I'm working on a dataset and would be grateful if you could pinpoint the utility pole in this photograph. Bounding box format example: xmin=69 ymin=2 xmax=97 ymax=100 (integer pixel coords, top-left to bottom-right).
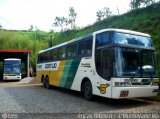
xmin=49 ymin=33 xmax=53 ymax=47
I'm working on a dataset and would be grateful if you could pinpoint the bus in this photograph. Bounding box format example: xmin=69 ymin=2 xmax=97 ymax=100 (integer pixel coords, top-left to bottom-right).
xmin=36 ymin=29 xmax=159 ymax=100
xmin=3 ymin=58 xmax=21 ymax=80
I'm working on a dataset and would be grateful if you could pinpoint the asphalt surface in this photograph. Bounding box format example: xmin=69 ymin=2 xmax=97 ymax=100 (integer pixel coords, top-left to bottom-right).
xmin=0 ymin=81 xmax=160 ymax=118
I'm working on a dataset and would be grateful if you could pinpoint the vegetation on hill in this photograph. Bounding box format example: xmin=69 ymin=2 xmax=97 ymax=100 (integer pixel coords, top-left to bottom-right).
xmin=53 ymin=2 xmax=160 ymax=77
xmin=0 ymin=30 xmax=48 ymax=71
xmin=0 ymin=2 xmax=160 ymax=77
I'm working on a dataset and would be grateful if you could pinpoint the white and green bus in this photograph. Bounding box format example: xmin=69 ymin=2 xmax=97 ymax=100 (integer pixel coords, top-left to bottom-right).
xmin=36 ymin=29 xmax=159 ymax=100
xmin=3 ymin=58 xmax=21 ymax=80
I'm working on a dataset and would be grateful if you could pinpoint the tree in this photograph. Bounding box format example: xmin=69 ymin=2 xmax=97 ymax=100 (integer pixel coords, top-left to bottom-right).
xmin=28 ymin=25 xmax=34 ymax=31
xmin=130 ymin=0 xmax=156 ymax=9
xmin=96 ymin=7 xmax=112 ymax=22
xmin=68 ymin=7 xmax=77 ymax=29
xmin=0 ymin=25 xmax=2 ymax=29
xmin=103 ymin=7 xmax=112 ymax=18
xmin=96 ymin=10 xmax=104 ymax=22
xmin=53 ymin=16 xmax=68 ymax=31
xmin=130 ymin=0 xmax=142 ymax=9
xmin=142 ymin=0 xmax=156 ymax=7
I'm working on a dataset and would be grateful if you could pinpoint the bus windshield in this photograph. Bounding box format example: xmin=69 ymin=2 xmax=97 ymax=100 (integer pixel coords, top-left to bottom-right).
xmin=4 ymin=64 xmax=21 ymax=75
xmin=114 ymin=48 xmax=156 ymax=77
xmin=113 ymin=32 xmax=153 ymax=47
xmin=4 ymin=65 xmax=12 ymax=74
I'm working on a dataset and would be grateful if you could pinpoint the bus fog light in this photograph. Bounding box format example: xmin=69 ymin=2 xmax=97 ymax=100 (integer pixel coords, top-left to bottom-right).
xmin=115 ymin=82 xmax=131 ymax=86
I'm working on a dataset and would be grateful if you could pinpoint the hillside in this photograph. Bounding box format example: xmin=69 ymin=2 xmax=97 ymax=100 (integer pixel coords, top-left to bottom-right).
xmin=0 ymin=30 xmax=49 ymax=71
xmin=0 ymin=2 xmax=160 ymax=76
xmin=53 ymin=2 xmax=160 ymax=76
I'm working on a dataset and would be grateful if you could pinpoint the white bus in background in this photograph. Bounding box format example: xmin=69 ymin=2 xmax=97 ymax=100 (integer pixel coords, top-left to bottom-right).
xmin=3 ymin=58 xmax=21 ymax=80
xmin=36 ymin=28 xmax=159 ymax=100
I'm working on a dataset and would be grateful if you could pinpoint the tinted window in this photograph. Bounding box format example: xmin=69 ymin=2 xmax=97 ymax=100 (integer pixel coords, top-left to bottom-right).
xmin=45 ymin=51 xmax=50 ymax=61
xmin=50 ymin=49 xmax=57 ymax=60
xmin=4 ymin=60 xmax=20 ymax=64
xmin=113 ymin=32 xmax=153 ymax=47
xmin=38 ymin=53 xmax=42 ymax=62
xmin=78 ymin=38 xmax=93 ymax=56
xmin=67 ymin=43 xmax=78 ymax=58
xmin=39 ymin=53 xmax=45 ymax=62
xmin=58 ymin=46 xmax=66 ymax=59
xmin=95 ymin=48 xmax=112 ymax=80
xmin=96 ymin=32 xmax=110 ymax=48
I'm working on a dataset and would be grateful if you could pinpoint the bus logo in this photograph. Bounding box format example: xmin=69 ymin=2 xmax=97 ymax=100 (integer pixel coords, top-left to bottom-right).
xmin=45 ymin=63 xmax=57 ymax=69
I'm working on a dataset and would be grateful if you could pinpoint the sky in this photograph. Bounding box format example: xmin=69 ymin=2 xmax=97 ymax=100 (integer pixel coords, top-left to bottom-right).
xmin=0 ymin=0 xmax=131 ymax=31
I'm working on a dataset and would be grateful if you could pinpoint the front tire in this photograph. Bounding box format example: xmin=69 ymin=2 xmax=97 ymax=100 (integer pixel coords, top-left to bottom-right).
xmin=83 ymin=81 xmax=93 ymax=100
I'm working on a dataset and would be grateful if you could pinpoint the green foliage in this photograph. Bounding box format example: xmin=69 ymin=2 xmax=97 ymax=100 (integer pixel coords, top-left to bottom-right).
xmin=53 ymin=2 xmax=160 ymax=77
xmin=130 ymin=0 xmax=156 ymax=9
xmin=68 ymin=7 xmax=77 ymax=29
xmin=0 ymin=30 xmax=48 ymax=71
xmin=53 ymin=16 xmax=68 ymax=31
xmin=96 ymin=7 xmax=112 ymax=22
xmin=53 ymin=7 xmax=77 ymax=31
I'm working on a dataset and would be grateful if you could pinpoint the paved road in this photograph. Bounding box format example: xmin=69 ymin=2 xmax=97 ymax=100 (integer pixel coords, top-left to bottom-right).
xmin=0 ymin=82 xmax=160 ymax=118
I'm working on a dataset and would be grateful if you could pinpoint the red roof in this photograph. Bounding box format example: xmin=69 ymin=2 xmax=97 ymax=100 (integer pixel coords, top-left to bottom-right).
xmin=0 ymin=49 xmax=32 ymax=53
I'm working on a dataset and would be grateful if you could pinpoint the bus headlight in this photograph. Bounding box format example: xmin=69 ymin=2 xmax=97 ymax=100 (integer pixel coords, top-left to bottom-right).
xmin=152 ymin=82 xmax=158 ymax=86
xmin=115 ymin=82 xmax=131 ymax=86
xmin=152 ymin=79 xmax=159 ymax=86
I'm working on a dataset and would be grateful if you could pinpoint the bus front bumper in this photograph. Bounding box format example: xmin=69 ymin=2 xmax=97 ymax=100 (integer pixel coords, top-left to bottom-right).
xmin=3 ymin=76 xmax=21 ymax=80
xmin=112 ymin=86 xmax=159 ymax=99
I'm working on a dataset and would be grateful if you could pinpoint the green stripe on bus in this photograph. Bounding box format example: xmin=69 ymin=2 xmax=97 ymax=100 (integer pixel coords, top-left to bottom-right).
xmin=64 ymin=58 xmax=81 ymax=89
xmin=59 ymin=60 xmax=73 ymax=87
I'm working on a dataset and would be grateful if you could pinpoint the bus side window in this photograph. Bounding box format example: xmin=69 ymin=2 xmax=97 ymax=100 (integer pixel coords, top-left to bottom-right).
xmin=96 ymin=32 xmax=110 ymax=48
xmin=67 ymin=43 xmax=78 ymax=58
xmin=58 ymin=46 xmax=66 ymax=59
xmin=50 ymin=49 xmax=57 ymax=61
xmin=38 ymin=54 xmax=41 ymax=63
xmin=78 ymin=38 xmax=93 ymax=57
xmin=85 ymin=38 xmax=92 ymax=55
xmin=45 ymin=51 xmax=50 ymax=61
xmin=40 ymin=53 xmax=45 ymax=62
xmin=57 ymin=48 xmax=61 ymax=59
xmin=78 ymin=40 xmax=85 ymax=56
xmin=50 ymin=50 xmax=54 ymax=61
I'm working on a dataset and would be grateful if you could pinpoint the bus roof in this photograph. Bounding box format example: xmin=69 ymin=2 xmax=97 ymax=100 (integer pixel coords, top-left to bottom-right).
xmin=38 ymin=28 xmax=150 ymax=54
xmin=93 ymin=28 xmax=150 ymax=37
xmin=4 ymin=58 xmax=21 ymax=61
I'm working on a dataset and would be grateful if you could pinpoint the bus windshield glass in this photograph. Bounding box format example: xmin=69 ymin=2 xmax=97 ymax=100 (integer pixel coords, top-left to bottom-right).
xmin=113 ymin=32 xmax=153 ymax=47
xmin=114 ymin=48 xmax=156 ymax=77
xmin=4 ymin=64 xmax=21 ymax=75
xmin=4 ymin=65 xmax=12 ymax=74
xmin=4 ymin=59 xmax=21 ymax=75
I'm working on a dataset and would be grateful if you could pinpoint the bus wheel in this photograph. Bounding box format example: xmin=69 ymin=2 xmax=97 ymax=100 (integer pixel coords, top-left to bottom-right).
xmin=42 ymin=76 xmax=46 ymax=88
xmin=83 ymin=81 xmax=93 ymax=100
xmin=45 ymin=76 xmax=50 ymax=89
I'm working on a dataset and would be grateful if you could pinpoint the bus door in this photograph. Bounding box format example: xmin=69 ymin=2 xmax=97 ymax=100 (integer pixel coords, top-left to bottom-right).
xmin=98 ymin=48 xmax=112 ymax=97
xmin=101 ymin=48 xmax=111 ymax=80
